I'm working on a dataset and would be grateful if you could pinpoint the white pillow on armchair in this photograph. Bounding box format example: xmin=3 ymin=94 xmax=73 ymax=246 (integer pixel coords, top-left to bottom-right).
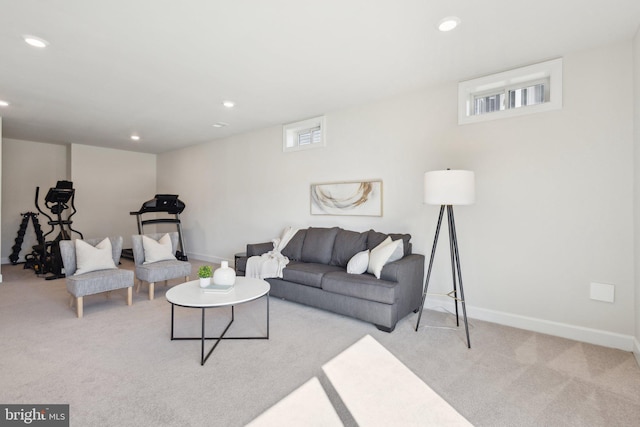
xmin=74 ymin=238 xmax=117 ymax=275
xmin=142 ymin=234 xmax=176 ymax=264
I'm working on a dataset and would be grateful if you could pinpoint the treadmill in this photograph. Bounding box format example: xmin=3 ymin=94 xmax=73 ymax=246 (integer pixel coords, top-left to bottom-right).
xmin=123 ymin=194 xmax=188 ymax=261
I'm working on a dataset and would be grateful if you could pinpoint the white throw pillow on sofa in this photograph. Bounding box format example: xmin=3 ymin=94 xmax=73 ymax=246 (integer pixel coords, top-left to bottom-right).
xmin=75 ymin=238 xmax=117 ymax=275
xmin=347 ymin=250 xmax=370 ymax=274
xmin=142 ymin=234 xmax=176 ymax=264
xmin=367 ymin=237 xmax=404 ymax=279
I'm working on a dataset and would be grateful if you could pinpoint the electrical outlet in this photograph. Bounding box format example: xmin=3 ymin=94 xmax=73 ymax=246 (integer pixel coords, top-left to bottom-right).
xmin=590 ymin=282 xmax=614 ymax=303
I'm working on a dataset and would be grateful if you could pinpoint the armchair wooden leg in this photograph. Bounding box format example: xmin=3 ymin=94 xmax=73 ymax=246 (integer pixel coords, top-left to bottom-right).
xmin=76 ymin=297 xmax=83 ymax=318
xmin=136 ymin=280 xmax=141 ymax=293
xmin=127 ymin=287 xmax=132 ymax=306
xmin=69 ymin=295 xmax=74 ymax=308
xmin=164 ymin=280 xmax=168 ymax=287
xmin=185 ymin=276 xmax=189 ymax=282
xmin=149 ymin=282 xmax=155 ymax=300
xmin=106 ymin=291 xmax=111 ymax=299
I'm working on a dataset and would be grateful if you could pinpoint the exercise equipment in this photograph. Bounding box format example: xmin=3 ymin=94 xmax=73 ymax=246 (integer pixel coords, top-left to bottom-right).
xmin=25 ymin=180 xmax=83 ymax=279
xmin=127 ymin=194 xmax=188 ymax=261
xmin=9 ymin=212 xmax=45 ymax=265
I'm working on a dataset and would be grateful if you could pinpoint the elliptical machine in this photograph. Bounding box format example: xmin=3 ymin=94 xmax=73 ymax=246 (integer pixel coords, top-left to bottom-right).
xmin=26 ymin=180 xmax=83 ymax=280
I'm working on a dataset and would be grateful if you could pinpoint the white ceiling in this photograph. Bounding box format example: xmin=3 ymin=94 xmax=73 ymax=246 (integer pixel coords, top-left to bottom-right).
xmin=1 ymin=1 xmax=639 ymax=154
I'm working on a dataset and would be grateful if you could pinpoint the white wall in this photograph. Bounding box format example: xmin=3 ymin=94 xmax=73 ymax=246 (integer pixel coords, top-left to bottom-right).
xmin=0 ymin=118 xmax=2 ymax=281
xmin=0 ymin=141 xmax=157 ymax=265
xmin=69 ymin=144 xmax=156 ymax=249
xmin=157 ymin=96 xmax=438 ymax=262
xmin=452 ymin=43 xmax=634 ymax=348
xmin=633 ymin=27 xmax=640 ymax=364
xmin=0 ymin=139 xmax=68 ymax=264
xmin=158 ymin=40 xmax=636 ymax=350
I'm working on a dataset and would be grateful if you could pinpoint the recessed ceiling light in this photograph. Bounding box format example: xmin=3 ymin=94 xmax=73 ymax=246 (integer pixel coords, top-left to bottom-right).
xmin=0 ymin=100 xmax=9 ymax=107
xmin=222 ymin=100 xmax=235 ymax=108
xmin=438 ymin=16 xmax=460 ymax=32
xmin=212 ymin=122 xmax=228 ymax=128
xmin=130 ymin=135 xmax=140 ymax=141
xmin=23 ymin=35 xmax=50 ymax=48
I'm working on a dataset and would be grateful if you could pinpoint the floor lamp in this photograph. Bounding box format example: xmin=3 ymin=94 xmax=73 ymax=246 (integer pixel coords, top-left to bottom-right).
xmin=415 ymin=169 xmax=475 ymax=348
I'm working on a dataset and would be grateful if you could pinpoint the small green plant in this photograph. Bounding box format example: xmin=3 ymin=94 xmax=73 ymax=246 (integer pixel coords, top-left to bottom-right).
xmin=198 ymin=265 xmax=213 ymax=278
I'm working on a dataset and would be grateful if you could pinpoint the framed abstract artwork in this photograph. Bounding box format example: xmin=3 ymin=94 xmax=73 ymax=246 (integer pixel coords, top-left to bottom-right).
xmin=310 ymin=180 xmax=383 ymax=216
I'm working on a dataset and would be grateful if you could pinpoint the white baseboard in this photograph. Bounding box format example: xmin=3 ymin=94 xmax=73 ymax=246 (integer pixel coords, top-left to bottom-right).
xmin=634 ymin=338 xmax=640 ymax=368
xmin=423 ymin=299 xmax=635 ymax=352
xmin=186 ymin=252 xmax=228 ymax=265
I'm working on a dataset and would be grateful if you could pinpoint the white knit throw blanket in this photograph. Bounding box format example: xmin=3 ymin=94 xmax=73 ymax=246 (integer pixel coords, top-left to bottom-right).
xmin=245 ymin=227 xmax=298 ymax=279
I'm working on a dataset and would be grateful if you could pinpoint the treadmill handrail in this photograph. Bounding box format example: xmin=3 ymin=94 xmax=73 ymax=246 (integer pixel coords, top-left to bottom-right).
xmin=140 ymin=218 xmax=182 ymax=226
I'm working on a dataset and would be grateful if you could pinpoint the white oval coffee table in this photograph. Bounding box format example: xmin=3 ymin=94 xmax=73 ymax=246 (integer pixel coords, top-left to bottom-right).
xmin=166 ymin=277 xmax=270 ymax=365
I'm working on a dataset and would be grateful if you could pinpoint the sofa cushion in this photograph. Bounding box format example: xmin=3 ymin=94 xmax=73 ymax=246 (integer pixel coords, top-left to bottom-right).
xmin=136 ymin=259 xmax=191 ymax=283
xmin=367 ymin=230 xmax=388 ymax=250
xmin=367 ymin=230 xmax=412 ymax=255
xmin=282 ymin=262 xmax=344 ymax=288
xmin=330 ymin=229 xmax=368 ymax=267
xmin=321 ymin=271 xmax=397 ymax=305
xmin=66 ymin=268 xmax=133 ymax=297
xmin=300 ymin=227 xmax=339 ymax=264
xmin=281 ymin=229 xmax=307 ymax=261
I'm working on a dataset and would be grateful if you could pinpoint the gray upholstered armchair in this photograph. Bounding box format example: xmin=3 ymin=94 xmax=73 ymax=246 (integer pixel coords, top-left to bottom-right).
xmin=59 ymin=236 xmax=134 ymax=318
xmin=131 ymin=232 xmax=191 ymax=300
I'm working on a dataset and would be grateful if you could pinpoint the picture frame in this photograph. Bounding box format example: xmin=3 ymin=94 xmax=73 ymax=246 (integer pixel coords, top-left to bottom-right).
xmin=310 ymin=180 xmax=383 ymax=216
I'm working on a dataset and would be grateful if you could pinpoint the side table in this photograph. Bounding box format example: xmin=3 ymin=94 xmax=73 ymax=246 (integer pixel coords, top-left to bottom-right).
xmin=234 ymin=252 xmax=247 ymax=275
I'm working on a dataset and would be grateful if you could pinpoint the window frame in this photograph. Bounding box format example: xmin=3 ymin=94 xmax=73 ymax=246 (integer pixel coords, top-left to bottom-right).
xmin=458 ymin=58 xmax=563 ymax=124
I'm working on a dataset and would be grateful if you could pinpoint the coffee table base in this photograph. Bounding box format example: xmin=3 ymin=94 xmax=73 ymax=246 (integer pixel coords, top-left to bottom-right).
xmin=170 ymin=294 xmax=269 ymax=366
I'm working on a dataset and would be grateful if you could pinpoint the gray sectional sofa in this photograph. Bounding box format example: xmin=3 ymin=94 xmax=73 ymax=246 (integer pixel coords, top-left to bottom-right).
xmin=237 ymin=227 xmax=425 ymax=332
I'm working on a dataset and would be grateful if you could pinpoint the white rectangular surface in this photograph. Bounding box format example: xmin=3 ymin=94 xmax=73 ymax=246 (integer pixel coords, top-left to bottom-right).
xmin=323 ymin=335 xmax=472 ymax=426
xmin=590 ymin=282 xmax=615 ymax=302
xmin=247 ymin=377 xmax=343 ymax=427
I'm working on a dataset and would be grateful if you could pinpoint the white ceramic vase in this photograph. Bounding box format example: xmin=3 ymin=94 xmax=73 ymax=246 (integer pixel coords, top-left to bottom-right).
xmin=199 ymin=277 xmax=211 ymax=288
xmin=213 ymin=261 xmax=236 ymax=286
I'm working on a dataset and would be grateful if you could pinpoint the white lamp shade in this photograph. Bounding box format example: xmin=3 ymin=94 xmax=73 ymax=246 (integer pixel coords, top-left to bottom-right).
xmin=424 ymin=170 xmax=475 ymax=205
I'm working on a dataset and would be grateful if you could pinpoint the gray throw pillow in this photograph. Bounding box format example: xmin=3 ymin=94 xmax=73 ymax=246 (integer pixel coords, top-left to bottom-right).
xmin=300 ymin=227 xmax=339 ymax=264
xmin=330 ymin=229 xmax=368 ymax=267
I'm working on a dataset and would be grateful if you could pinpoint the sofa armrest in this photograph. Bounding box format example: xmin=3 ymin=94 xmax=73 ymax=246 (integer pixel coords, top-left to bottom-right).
xmin=380 ymin=254 xmax=425 ymax=315
xmin=380 ymin=254 xmax=423 ymax=283
xmin=246 ymin=242 xmax=274 ymax=257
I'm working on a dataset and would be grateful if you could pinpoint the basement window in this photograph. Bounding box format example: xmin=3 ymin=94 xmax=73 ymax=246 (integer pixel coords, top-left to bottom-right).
xmin=283 ymin=116 xmax=326 ymax=152
xmin=458 ymin=58 xmax=562 ymax=124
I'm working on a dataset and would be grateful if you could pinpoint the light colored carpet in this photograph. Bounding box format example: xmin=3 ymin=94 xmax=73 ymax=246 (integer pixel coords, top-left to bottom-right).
xmin=322 ymin=334 xmax=471 ymax=426
xmin=1 ymin=261 xmax=640 ymax=426
xmin=247 ymin=377 xmax=342 ymax=427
